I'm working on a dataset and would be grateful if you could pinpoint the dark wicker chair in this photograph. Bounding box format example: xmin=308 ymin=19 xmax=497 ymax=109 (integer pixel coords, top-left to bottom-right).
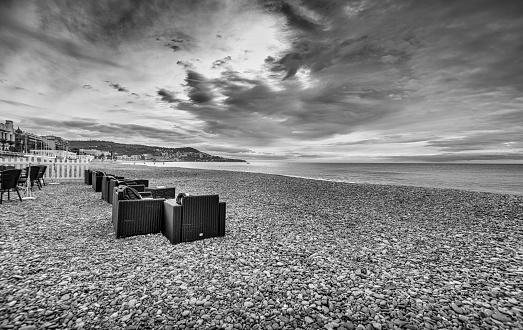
xmin=107 ymin=179 xmax=150 ymax=204
xmin=101 ymin=175 xmax=125 ymax=201
xmin=1 ymin=169 xmax=23 ymax=204
xmin=112 ymin=188 xmax=165 ymax=238
xmin=84 ymin=169 xmax=93 ymax=185
xmin=92 ymin=171 xmax=104 ymax=192
xmin=163 ymin=195 xmax=226 ymax=245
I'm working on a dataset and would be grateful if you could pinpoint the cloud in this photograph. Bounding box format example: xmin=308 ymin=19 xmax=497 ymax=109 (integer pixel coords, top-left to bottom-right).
xmin=157 ymin=89 xmax=179 ymax=103
xmin=108 ymin=82 xmax=129 ymax=93
xmin=184 ymin=71 xmax=214 ymax=104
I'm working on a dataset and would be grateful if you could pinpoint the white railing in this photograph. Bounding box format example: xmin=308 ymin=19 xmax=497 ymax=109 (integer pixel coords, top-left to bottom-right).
xmin=0 ymin=156 xmax=90 ymax=180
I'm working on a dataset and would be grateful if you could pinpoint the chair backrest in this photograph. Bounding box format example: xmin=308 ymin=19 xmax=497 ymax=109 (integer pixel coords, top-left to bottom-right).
xmin=37 ymin=165 xmax=47 ymax=178
xmin=0 ymin=165 xmax=15 ymax=171
xmin=26 ymin=166 xmax=41 ymax=181
xmin=1 ymin=169 xmax=22 ymax=189
xmin=180 ymin=195 xmax=220 ymax=241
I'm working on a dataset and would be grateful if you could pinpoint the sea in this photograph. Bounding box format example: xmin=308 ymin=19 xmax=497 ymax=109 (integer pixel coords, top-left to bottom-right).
xmin=138 ymin=161 xmax=523 ymax=196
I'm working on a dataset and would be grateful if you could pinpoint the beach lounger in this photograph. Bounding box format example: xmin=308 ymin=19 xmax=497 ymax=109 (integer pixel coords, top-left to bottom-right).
xmin=163 ymin=195 xmax=226 ymax=245
xmin=112 ymin=187 xmax=165 ymax=238
xmin=0 ymin=169 xmax=23 ymax=204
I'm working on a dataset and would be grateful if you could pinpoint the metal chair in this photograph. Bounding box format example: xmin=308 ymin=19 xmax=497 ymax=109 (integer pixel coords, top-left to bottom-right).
xmin=17 ymin=166 xmax=41 ymax=190
xmin=37 ymin=165 xmax=47 ymax=186
xmin=0 ymin=169 xmax=23 ymax=204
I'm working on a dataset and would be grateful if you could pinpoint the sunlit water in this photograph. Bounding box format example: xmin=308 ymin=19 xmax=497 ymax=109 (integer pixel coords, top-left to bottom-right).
xmin=127 ymin=161 xmax=523 ymax=195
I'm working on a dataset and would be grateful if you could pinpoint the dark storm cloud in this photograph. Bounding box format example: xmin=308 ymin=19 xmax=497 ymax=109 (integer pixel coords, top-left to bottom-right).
xmin=157 ymin=89 xmax=179 ymax=103
xmin=185 ymin=71 xmax=214 ymax=104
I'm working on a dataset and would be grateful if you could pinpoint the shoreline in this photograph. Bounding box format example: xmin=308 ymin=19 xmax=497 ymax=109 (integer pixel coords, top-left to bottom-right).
xmin=1 ymin=162 xmax=522 ymax=329
xmin=115 ymin=160 xmax=523 ymax=196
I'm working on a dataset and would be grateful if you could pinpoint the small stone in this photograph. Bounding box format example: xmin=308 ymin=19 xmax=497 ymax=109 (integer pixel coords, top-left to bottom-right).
xmin=492 ymin=313 xmax=511 ymax=322
xmin=128 ymin=299 xmax=137 ymax=307
xmin=19 ymin=326 xmax=36 ymax=330
xmin=508 ymin=298 xmax=518 ymax=305
xmin=182 ymin=310 xmax=190 ymax=317
xmin=342 ymin=321 xmax=355 ymax=329
xmin=458 ymin=315 xmax=469 ymax=322
xmin=121 ymin=314 xmax=132 ymax=322
xmin=304 ymin=316 xmax=314 ymax=323
xmin=244 ymin=301 xmax=254 ymax=308
xmin=451 ymin=303 xmax=463 ymax=314
xmin=195 ymin=300 xmax=205 ymax=306
xmin=372 ymin=323 xmax=382 ymax=330
xmin=61 ymin=294 xmax=71 ymax=301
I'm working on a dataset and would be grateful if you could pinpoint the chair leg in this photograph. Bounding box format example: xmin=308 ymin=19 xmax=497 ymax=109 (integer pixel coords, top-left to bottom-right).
xmin=16 ymin=188 xmax=22 ymax=202
xmin=0 ymin=192 xmax=3 ymax=204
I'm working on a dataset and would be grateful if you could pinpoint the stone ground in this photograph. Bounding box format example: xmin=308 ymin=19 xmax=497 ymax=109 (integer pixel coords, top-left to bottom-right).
xmin=0 ymin=163 xmax=522 ymax=329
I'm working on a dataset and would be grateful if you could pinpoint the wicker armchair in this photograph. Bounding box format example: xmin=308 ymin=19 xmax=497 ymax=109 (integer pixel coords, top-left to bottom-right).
xmin=101 ymin=175 xmax=124 ymax=201
xmin=92 ymin=171 xmax=105 ymax=192
xmin=163 ymin=195 xmax=226 ymax=245
xmin=112 ymin=188 xmax=166 ymax=238
xmin=107 ymin=179 xmax=150 ymax=204
xmin=84 ymin=169 xmax=93 ymax=185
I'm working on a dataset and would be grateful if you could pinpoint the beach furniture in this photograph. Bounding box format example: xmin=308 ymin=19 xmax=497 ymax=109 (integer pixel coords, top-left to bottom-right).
xmin=92 ymin=171 xmax=105 ymax=192
xmin=101 ymin=174 xmax=124 ymax=201
xmin=107 ymin=179 xmax=150 ymax=204
xmin=112 ymin=186 xmax=166 ymax=238
xmin=37 ymin=165 xmax=47 ymax=186
xmin=0 ymin=169 xmax=23 ymax=204
xmin=163 ymin=195 xmax=226 ymax=245
xmin=84 ymin=169 xmax=93 ymax=185
xmin=145 ymin=186 xmax=176 ymax=199
xmin=17 ymin=166 xmax=42 ymax=190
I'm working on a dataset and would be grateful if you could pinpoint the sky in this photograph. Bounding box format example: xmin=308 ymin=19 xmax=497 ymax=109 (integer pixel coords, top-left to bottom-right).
xmin=0 ymin=0 xmax=522 ymax=163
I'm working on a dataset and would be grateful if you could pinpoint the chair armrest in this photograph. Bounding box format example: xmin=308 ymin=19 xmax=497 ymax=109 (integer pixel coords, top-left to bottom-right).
xmin=139 ymin=191 xmax=153 ymax=198
xmin=163 ymin=200 xmax=183 ymax=244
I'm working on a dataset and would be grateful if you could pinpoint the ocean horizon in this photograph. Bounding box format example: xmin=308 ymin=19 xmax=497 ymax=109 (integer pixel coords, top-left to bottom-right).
xmin=124 ymin=161 xmax=523 ymax=196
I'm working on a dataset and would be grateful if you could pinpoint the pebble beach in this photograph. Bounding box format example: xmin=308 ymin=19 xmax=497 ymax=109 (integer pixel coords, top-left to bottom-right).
xmin=1 ymin=162 xmax=522 ymax=330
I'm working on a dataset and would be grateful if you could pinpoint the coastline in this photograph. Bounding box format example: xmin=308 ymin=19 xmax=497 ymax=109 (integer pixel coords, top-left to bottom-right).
xmin=1 ymin=162 xmax=522 ymax=329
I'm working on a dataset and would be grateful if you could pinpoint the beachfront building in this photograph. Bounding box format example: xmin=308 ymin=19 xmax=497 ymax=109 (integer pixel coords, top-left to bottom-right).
xmin=0 ymin=119 xmax=70 ymax=154
xmin=0 ymin=120 xmax=16 ymax=152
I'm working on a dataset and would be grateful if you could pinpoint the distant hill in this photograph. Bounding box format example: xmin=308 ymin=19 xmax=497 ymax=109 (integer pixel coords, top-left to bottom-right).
xmin=69 ymin=140 xmax=246 ymax=162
